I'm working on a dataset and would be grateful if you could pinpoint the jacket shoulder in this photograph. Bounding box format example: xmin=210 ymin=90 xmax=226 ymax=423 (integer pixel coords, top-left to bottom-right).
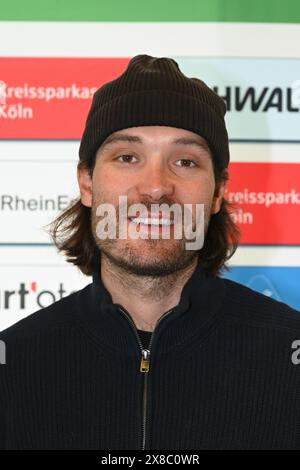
xmin=0 ymin=283 xmax=92 ymax=342
xmin=222 ymin=277 xmax=300 ymax=331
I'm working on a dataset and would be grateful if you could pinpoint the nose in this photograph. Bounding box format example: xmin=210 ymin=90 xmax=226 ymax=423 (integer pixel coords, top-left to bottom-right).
xmin=136 ymin=161 xmax=175 ymax=202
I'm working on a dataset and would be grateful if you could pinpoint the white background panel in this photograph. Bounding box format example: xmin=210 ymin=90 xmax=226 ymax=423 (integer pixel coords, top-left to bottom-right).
xmin=0 ymin=246 xmax=90 ymax=330
xmin=0 ymin=22 xmax=300 ymax=58
xmin=0 ymin=159 xmax=78 ymax=243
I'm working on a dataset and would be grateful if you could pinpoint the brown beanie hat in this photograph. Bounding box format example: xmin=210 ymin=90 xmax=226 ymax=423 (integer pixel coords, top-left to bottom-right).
xmin=79 ymin=54 xmax=229 ymax=171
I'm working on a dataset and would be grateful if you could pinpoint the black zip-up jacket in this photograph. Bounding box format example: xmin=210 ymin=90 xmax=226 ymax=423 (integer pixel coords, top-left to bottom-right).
xmin=0 ymin=256 xmax=300 ymax=450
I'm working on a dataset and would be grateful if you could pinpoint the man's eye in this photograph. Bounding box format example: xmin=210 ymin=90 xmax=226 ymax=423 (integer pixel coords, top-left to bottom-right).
xmin=116 ymin=154 xmax=137 ymax=163
xmin=175 ymin=159 xmax=197 ymax=168
xmin=115 ymin=155 xmax=196 ymax=167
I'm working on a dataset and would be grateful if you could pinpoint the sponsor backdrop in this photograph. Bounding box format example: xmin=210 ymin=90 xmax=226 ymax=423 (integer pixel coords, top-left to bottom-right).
xmin=0 ymin=0 xmax=299 ymax=330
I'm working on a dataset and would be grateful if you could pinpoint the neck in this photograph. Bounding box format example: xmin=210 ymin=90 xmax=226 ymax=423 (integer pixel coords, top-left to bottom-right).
xmin=100 ymin=255 xmax=198 ymax=332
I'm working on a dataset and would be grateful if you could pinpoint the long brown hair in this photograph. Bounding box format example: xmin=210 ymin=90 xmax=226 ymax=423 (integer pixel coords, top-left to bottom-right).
xmin=47 ymin=157 xmax=240 ymax=277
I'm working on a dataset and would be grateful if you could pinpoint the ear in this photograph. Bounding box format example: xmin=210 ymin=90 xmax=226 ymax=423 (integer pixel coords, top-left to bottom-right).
xmin=211 ymin=174 xmax=227 ymax=215
xmin=77 ymin=163 xmax=92 ymax=208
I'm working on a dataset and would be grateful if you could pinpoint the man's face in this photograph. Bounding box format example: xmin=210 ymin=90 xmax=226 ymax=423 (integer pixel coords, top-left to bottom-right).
xmin=78 ymin=126 xmax=226 ymax=276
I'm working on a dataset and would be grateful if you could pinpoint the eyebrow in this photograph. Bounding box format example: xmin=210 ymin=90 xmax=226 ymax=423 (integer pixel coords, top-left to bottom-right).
xmin=99 ymin=133 xmax=210 ymax=154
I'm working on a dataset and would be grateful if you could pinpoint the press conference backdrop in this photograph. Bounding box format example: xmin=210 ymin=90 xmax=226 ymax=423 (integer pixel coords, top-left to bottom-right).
xmin=0 ymin=0 xmax=300 ymax=331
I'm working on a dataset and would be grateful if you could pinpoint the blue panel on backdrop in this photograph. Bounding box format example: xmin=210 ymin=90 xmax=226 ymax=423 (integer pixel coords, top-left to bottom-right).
xmin=221 ymin=266 xmax=300 ymax=312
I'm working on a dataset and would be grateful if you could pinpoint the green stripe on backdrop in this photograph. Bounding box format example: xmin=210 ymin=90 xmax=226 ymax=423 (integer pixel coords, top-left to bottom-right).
xmin=0 ymin=0 xmax=300 ymax=22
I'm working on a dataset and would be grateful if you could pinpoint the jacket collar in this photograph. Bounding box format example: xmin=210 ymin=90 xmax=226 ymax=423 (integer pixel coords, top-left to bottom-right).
xmin=75 ymin=253 xmax=226 ymax=357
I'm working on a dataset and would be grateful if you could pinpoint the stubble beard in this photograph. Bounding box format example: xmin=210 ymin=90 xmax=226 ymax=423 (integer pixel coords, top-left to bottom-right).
xmin=90 ymin=195 xmax=212 ymax=277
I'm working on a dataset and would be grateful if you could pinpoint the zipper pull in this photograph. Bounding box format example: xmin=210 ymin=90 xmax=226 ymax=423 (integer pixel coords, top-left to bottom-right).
xmin=140 ymin=349 xmax=150 ymax=373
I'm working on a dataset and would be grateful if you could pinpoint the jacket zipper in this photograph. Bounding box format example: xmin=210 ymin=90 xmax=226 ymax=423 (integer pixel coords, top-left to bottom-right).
xmin=117 ymin=305 xmax=173 ymax=450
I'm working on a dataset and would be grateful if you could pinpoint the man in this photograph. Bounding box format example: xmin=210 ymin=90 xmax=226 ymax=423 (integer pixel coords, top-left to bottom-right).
xmin=0 ymin=55 xmax=300 ymax=450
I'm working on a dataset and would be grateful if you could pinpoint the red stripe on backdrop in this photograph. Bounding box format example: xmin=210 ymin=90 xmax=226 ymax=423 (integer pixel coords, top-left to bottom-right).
xmin=0 ymin=57 xmax=130 ymax=139
xmin=227 ymin=163 xmax=300 ymax=245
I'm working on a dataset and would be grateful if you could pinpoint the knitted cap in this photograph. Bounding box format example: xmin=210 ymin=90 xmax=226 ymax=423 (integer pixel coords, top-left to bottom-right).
xmin=79 ymin=54 xmax=229 ymax=170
